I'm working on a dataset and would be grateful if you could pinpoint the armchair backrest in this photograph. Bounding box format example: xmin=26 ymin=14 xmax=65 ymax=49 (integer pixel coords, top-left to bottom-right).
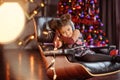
xmin=36 ymin=17 xmax=55 ymax=43
xmin=35 ymin=17 xmax=60 ymax=51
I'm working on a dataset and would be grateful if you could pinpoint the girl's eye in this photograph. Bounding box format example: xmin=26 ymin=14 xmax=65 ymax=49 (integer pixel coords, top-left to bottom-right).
xmin=68 ymin=28 xmax=70 ymax=31
xmin=62 ymin=32 xmax=65 ymax=35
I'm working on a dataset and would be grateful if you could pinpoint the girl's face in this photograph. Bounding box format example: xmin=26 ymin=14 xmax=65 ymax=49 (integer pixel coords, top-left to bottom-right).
xmin=59 ymin=25 xmax=73 ymax=38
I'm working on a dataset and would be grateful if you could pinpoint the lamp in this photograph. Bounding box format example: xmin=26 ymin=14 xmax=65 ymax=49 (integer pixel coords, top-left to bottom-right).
xmin=0 ymin=1 xmax=26 ymax=44
xmin=0 ymin=0 xmax=4 ymax=5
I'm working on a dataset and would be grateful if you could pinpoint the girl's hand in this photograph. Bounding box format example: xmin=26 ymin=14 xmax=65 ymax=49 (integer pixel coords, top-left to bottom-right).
xmin=54 ymin=36 xmax=62 ymax=48
xmin=72 ymin=29 xmax=80 ymax=42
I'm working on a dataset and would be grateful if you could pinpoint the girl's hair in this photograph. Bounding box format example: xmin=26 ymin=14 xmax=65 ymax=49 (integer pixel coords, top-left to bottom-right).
xmin=48 ymin=18 xmax=58 ymax=31
xmin=49 ymin=13 xmax=72 ymax=30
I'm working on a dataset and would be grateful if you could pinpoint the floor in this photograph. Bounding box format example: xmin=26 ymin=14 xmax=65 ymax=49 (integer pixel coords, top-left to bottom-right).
xmin=0 ymin=49 xmax=120 ymax=80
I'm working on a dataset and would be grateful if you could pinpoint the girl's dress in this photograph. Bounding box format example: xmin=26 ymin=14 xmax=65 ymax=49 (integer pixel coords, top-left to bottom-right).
xmin=63 ymin=33 xmax=95 ymax=57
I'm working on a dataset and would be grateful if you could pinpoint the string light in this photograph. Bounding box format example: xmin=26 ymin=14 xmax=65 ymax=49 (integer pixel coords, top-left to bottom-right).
xmin=30 ymin=35 xmax=35 ymax=39
xmin=18 ymin=41 xmax=23 ymax=46
xmin=61 ymin=5 xmax=64 ymax=8
xmin=18 ymin=0 xmax=46 ymax=47
xmin=53 ymin=47 xmax=57 ymax=80
xmin=24 ymin=0 xmax=44 ymax=20
xmin=33 ymin=10 xmax=38 ymax=14
xmin=29 ymin=0 xmax=34 ymax=3
xmin=40 ymin=3 xmax=45 ymax=7
xmin=17 ymin=34 xmax=35 ymax=47
xmin=69 ymin=0 xmax=71 ymax=2
xmin=72 ymin=7 xmax=76 ymax=10
xmin=43 ymin=31 xmax=48 ymax=35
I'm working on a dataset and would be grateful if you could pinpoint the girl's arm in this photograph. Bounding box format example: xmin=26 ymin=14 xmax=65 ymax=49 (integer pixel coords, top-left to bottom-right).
xmin=54 ymin=32 xmax=63 ymax=48
xmin=71 ymin=29 xmax=81 ymax=42
xmin=59 ymin=29 xmax=82 ymax=45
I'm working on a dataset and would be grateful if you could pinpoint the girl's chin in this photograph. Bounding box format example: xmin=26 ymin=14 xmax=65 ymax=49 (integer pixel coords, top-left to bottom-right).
xmin=68 ymin=36 xmax=72 ymax=38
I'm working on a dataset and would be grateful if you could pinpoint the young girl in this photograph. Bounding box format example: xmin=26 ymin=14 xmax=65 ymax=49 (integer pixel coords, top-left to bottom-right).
xmin=50 ymin=13 xmax=120 ymax=63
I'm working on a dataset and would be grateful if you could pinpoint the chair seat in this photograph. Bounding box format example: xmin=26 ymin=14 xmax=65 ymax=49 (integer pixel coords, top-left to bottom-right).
xmin=46 ymin=55 xmax=120 ymax=80
xmin=81 ymin=61 xmax=120 ymax=74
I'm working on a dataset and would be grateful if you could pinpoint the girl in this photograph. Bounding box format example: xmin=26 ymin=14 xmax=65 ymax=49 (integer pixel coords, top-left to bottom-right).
xmin=50 ymin=13 xmax=120 ymax=63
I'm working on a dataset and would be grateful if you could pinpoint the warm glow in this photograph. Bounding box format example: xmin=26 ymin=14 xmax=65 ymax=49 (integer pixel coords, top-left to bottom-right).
xmin=40 ymin=3 xmax=45 ymax=7
xmin=43 ymin=31 xmax=48 ymax=35
xmin=18 ymin=41 xmax=23 ymax=46
xmin=33 ymin=10 xmax=37 ymax=14
xmin=30 ymin=0 xmax=34 ymax=3
xmin=0 ymin=2 xmax=25 ymax=44
xmin=30 ymin=35 xmax=35 ymax=39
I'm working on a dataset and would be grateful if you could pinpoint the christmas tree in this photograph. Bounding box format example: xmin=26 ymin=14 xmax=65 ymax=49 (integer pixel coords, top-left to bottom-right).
xmin=57 ymin=0 xmax=109 ymax=47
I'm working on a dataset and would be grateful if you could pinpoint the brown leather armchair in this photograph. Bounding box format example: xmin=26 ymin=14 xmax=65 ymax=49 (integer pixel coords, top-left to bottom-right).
xmin=34 ymin=17 xmax=120 ymax=80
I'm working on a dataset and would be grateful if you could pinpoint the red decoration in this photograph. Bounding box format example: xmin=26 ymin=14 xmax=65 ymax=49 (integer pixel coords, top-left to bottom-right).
xmin=87 ymin=34 xmax=92 ymax=39
xmin=110 ymin=49 xmax=118 ymax=56
xmin=76 ymin=6 xmax=81 ymax=9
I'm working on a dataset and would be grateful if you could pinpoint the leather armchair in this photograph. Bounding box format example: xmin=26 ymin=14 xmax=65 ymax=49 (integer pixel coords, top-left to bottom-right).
xmin=34 ymin=17 xmax=120 ymax=80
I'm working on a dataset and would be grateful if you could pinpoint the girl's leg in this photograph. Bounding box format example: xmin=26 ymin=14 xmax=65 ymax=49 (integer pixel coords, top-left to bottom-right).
xmin=75 ymin=53 xmax=120 ymax=62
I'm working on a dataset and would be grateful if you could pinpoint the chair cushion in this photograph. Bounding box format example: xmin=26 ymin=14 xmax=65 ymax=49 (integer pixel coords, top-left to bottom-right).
xmin=81 ymin=61 xmax=120 ymax=74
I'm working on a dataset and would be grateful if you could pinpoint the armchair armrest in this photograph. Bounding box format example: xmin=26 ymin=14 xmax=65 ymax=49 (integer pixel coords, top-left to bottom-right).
xmin=90 ymin=45 xmax=117 ymax=55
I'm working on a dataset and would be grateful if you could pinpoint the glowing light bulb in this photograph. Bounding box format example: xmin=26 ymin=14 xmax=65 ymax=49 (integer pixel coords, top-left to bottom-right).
xmin=40 ymin=3 xmax=45 ymax=7
xmin=30 ymin=0 xmax=34 ymax=3
xmin=30 ymin=35 xmax=34 ymax=39
xmin=43 ymin=31 xmax=48 ymax=35
xmin=33 ymin=10 xmax=38 ymax=14
xmin=18 ymin=41 xmax=23 ymax=46
xmin=0 ymin=2 xmax=25 ymax=44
